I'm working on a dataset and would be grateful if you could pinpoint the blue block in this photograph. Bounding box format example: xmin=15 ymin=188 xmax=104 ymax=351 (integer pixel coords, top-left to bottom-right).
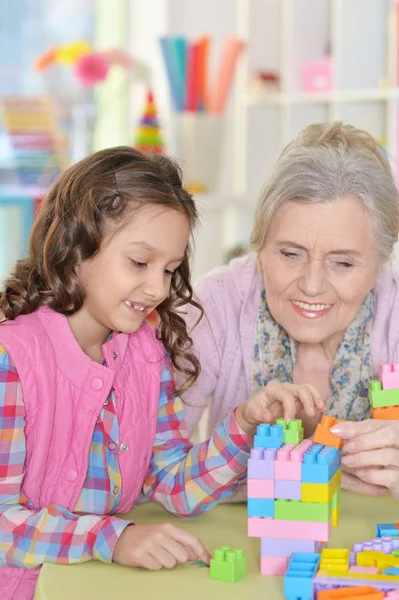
xmin=247 ymin=498 xmax=274 ymax=518
xmin=301 ymin=444 xmax=341 ymax=483
xmin=284 ymin=553 xmax=321 ymax=600
xmin=383 ymin=567 xmax=399 ymax=576
xmin=376 ymin=523 xmax=399 ymax=537
xmin=254 ymin=423 xmax=284 ymax=449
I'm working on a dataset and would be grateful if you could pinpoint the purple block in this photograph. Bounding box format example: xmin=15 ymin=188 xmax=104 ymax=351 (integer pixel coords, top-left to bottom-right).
xmin=314 ymin=575 xmax=399 ymax=595
xmin=247 ymin=447 xmax=276 ymax=480
xmin=275 ymin=479 xmax=301 ymax=500
xmin=352 ymin=535 xmax=399 ymax=556
xmin=261 ymin=537 xmax=320 ymax=558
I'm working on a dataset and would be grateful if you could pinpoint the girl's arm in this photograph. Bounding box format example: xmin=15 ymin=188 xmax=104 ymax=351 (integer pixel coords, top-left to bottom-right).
xmin=142 ymin=354 xmax=252 ymax=517
xmin=0 ymin=345 xmax=130 ymax=568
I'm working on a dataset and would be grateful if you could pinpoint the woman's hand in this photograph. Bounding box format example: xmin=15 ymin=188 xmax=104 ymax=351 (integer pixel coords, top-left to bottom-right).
xmin=331 ymin=419 xmax=399 ymax=499
xmin=113 ymin=523 xmax=210 ymax=570
xmin=235 ymin=381 xmax=325 ymax=436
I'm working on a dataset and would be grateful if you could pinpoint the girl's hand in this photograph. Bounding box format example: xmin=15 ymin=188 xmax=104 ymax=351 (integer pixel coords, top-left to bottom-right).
xmin=331 ymin=419 xmax=399 ymax=500
xmin=235 ymin=381 xmax=325 ymax=436
xmin=113 ymin=523 xmax=210 ymax=570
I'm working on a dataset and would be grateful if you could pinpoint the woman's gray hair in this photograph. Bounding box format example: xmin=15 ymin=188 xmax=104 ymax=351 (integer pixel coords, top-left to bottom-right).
xmin=251 ymin=122 xmax=399 ymax=264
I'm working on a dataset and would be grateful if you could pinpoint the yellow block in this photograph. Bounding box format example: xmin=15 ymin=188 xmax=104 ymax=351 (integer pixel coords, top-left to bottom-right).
xmin=301 ymin=469 xmax=341 ymax=503
xmin=317 ymin=569 xmax=399 ymax=582
xmin=320 ymin=548 xmax=349 ymax=572
xmin=332 ymin=506 xmax=340 ymax=528
xmin=357 ymin=550 xmax=399 ymax=570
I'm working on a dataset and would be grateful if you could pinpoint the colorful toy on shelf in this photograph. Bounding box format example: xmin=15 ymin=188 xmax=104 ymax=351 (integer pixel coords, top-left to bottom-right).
xmin=369 ymin=364 xmax=399 ymax=420
xmin=210 ymin=546 xmax=247 ymax=583
xmin=248 ymin=417 xmax=342 ymax=576
xmin=134 ymin=89 xmax=164 ymax=155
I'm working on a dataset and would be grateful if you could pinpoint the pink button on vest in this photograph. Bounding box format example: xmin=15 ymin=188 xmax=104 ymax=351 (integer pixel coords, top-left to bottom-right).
xmin=0 ymin=306 xmax=165 ymax=599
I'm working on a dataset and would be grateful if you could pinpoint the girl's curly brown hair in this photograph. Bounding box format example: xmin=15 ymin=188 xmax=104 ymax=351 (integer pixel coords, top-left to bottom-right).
xmin=0 ymin=146 xmax=203 ymax=393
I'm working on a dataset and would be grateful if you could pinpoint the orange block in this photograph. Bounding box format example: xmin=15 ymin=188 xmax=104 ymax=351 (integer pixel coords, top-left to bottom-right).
xmin=313 ymin=416 xmax=344 ymax=449
xmin=372 ymin=406 xmax=399 ymax=420
xmin=317 ymin=586 xmax=384 ymax=600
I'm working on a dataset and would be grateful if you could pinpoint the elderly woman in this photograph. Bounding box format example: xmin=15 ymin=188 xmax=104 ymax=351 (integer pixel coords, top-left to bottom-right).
xmin=182 ymin=121 xmax=399 ymax=500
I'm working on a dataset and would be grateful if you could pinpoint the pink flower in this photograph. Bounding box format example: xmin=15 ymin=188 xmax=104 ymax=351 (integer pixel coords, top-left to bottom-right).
xmin=74 ymin=52 xmax=110 ymax=87
xmin=103 ymin=48 xmax=134 ymax=70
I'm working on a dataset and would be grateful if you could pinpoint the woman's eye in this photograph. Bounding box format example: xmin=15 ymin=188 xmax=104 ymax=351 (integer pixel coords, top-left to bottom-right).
xmin=337 ymin=261 xmax=353 ymax=268
xmin=131 ymin=260 xmax=147 ymax=268
xmin=281 ymin=250 xmax=298 ymax=258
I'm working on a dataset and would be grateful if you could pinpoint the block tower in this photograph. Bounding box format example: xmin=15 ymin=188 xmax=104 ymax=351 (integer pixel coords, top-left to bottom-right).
xmin=134 ymin=88 xmax=164 ymax=154
xmin=370 ymin=364 xmax=399 ymax=420
xmin=247 ymin=416 xmax=343 ymax=576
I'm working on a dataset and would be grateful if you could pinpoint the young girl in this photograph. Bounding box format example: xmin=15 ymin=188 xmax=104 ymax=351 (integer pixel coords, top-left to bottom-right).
xmin=0 ymin=147 xmax=323 ymax=599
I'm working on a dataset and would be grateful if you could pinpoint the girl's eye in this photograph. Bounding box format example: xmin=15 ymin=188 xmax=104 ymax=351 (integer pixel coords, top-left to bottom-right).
xmin=131 ymin=260 xmax=147 ymax=268
xmin=164 ymin=269 xmax=175 ymax=276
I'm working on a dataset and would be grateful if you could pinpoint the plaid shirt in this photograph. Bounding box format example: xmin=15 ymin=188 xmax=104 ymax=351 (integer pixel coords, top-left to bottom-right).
xmin=0 ymin=343 xmax=251 ymax=569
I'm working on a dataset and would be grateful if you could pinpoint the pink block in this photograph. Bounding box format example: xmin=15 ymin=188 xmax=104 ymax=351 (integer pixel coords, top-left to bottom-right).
xmin=274 ymin=441 xmax=312 ymax=480
xmin=248 ymin=517 xmax=332 ymax=541
xmin=261 ymin=556 xmax=288 ymax=575
xmin=380 ymin=363 xmax=399 ymax=389
xmin=349 ymin=566 xmax=379 ymax=574
xmin=247 ymin=478 xmax=274 ymax=499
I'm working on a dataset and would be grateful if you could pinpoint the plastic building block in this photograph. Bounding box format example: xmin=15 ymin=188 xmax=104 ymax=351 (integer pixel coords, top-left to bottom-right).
xmin=301 ymin=469 xmax=341 ymax=503
xmin=248 ymin=517 xmax=332 ymax=541
xmin=332 ymin=506 xmax=341 ymax=528
xmin=372 ymin=406 xmax=399 ymax=420
xmin=380 ymin=363 xmax=399 ymax=390
xmin=319 ymin=549 xmax=349 ymax=572
xmin=276 ymin=418 xmax=305 ymax=445
xmin=332 ymin=489 xmax=341 ymax=509
xmin=301 ymin=445 xmax=341 ymax=483
xmin=247 ymin=478 xmax=274 ymax=498
xmin=261 ymin=555 xmax=288 ymax=575
xmin=314 ymin=573 xmax=399 ymax=593
xmin=349 ymin=567 xmax=379 ymax=575
xmin=275 ymin=441 xmax=313 ymax=481
xmin=210 ymin=546 xmax=247 ymax=583
xmin=369 ymin=381 xmax=399 ymax=408
xmin=261 ymin=537 xmax=320 ymax=558
xmin=317 ymin=585 xmax=384 ymax=600
xmin=313 ymin=416 xmax=344 ymax=450
xmin=385 ymin=592 xmax=399 ymax=600
xmin=284 ymin=552 xmax=321 ymax=600
xmin=353 ymin=537 xmax=399 ymax=555
xmin=248 ymin=498 xmax=274 ymax=518
xmin=275 ymin=479 xmax=302 ymax=500
xmin=376 ymin=525 xmax=399 ymax=538
xmin=384 ymin=569 xmax=399 ymax=576
xmin=254 ymin=423 xmax=285 ymax=449
xmin=356 ymin=551 xmax=399 ymax=570
xmin=275 ymin=499 xmax=332 ymax=522
xmin=247 ymin=447 xmax=276 ymax=480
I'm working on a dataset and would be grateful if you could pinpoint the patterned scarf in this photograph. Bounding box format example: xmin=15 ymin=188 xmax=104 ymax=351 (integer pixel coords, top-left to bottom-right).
xmin=251 ymin=290 xmax=374 ymax=421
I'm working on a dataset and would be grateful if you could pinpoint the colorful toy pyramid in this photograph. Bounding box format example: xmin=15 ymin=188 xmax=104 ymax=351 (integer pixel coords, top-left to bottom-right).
xmin=247 ymin=416 xmax=343 ymax=576
xmin=134 ymin=89 xmax=164 ymax=154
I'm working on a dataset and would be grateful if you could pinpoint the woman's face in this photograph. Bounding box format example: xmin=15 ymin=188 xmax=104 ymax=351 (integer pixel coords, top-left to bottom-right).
xmin=257 ymin=196 xmax=380 ymax=346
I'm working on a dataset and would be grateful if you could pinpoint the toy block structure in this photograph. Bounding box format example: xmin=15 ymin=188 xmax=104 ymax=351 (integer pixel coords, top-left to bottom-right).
xmin=210 ymin=546 xmax=247 ymax=583
xmin=248 ymin=418 xmax=342 ymax=576
xmin=134 ymin=89 xmax=164 ymax=154
xmin=370 ymin=365 xmax=399 ymax=420
xmin=283 ymin=537 xmax=399 ymax=600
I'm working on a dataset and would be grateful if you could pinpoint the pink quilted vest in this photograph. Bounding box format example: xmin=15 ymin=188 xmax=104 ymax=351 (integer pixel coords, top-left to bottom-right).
xmin=0 ymin=306 xmax=165 ymax=599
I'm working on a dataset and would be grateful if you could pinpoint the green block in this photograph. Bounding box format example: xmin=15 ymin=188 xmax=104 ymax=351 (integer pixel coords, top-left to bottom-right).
xmin=274 ymin=499 xmax=332 ymax=522
xmin=369 ymin=385 xmax=399 ymax=408
xmin=210 ymin=546 xmax=247 ymax=582
xmin=332 ymin=488 xmax=340 ymax=509
xmin=276 ymin=418 xmax=304 ymax=445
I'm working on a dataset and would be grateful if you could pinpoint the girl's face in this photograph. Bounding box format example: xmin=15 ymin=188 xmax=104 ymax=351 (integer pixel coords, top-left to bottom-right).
xmin=75 ymin=205 xmax=190 ymax=338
